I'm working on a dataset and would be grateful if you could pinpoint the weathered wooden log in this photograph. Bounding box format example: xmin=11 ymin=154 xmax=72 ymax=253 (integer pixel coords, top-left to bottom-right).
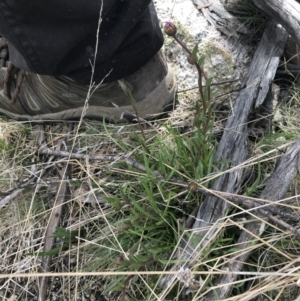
xmin=252 ymin=0 xmax=300 ymax=47
xmin=204 ymin=138 xmax=300 ymax=300
xmin=193 ymin=0 xmax=250 ymax=36
xmin=190 ymin=18 xmax=287 ymax=269
xmin=160 ymin=19 xmax=288 ymax=290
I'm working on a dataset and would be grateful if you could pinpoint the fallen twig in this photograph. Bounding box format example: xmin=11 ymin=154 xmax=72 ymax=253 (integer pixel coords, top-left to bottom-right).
xmin=190 ymin=185 xmax=300 ymax=223
xmin=0 ymin=188 xmax=24 ymax=208
xmin=35 ymin=145 xmax=164 ymax=179
xmin=38 ymin=146 xmax=70 ymax=301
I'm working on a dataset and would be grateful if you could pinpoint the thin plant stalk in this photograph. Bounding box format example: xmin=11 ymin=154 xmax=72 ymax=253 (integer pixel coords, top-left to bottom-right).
xmin=164 ymin=21 xmax=212 ymax=134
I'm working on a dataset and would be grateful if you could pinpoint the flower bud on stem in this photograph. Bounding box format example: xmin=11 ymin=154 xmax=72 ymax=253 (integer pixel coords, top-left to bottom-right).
xmin=163 ymin=21 xmax=212 ymax=134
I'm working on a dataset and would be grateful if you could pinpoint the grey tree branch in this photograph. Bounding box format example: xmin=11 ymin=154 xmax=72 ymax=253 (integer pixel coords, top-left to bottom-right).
xmin=204 ymin=138 xmax=300 ymax=300
xmin=0 ymin=188 xmax=24 ymax=208
xmin=252 ymin=0 xmax=300 ymax=47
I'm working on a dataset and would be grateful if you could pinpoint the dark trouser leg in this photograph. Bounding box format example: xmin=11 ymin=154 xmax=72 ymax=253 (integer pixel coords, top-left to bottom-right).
xmin=0 ymin=0 xmax=163 ymax=84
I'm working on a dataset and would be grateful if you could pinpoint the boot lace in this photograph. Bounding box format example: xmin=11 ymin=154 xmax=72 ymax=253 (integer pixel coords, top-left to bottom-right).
xmin=0 ymin=37 xmax=25 ymax=104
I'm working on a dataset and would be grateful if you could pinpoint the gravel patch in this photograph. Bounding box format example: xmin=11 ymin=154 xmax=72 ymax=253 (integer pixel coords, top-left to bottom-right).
xmin=155 ymin=0 xmax=254 ymax=92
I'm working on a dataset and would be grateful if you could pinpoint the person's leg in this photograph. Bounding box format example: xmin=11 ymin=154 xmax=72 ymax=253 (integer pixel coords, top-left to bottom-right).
xmin=0 ymin=0 xmax=163 ymax=84
xmin=0 ymin=0 xmax=176 ymax=122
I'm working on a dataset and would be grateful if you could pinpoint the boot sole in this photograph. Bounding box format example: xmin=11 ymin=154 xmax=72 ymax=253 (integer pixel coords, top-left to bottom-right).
xmin=1 ymin=69 xmax=177 ymax=123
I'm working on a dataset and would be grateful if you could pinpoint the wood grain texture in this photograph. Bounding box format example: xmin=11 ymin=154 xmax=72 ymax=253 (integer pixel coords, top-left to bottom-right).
xmin=204 ymin=138 xmax=300 ymax=300
xmin=252 ymin=0 xmax=300 ymax=46
xmin=193 ymin=0 xmax=250 ymax=35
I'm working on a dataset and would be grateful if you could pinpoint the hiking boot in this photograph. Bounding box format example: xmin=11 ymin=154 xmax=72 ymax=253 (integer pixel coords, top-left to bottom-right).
xmin=0 ymin=50 xmax=176 ymax=122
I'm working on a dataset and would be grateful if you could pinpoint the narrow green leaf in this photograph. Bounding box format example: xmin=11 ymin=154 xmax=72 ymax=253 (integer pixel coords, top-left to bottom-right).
xmin=205 ymin=77 xmax=213 ymax=87
xmin=191 ymin=44 xmax=199 ymax=63
xmin=198 ymin=55 xmax=205 ymax=67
